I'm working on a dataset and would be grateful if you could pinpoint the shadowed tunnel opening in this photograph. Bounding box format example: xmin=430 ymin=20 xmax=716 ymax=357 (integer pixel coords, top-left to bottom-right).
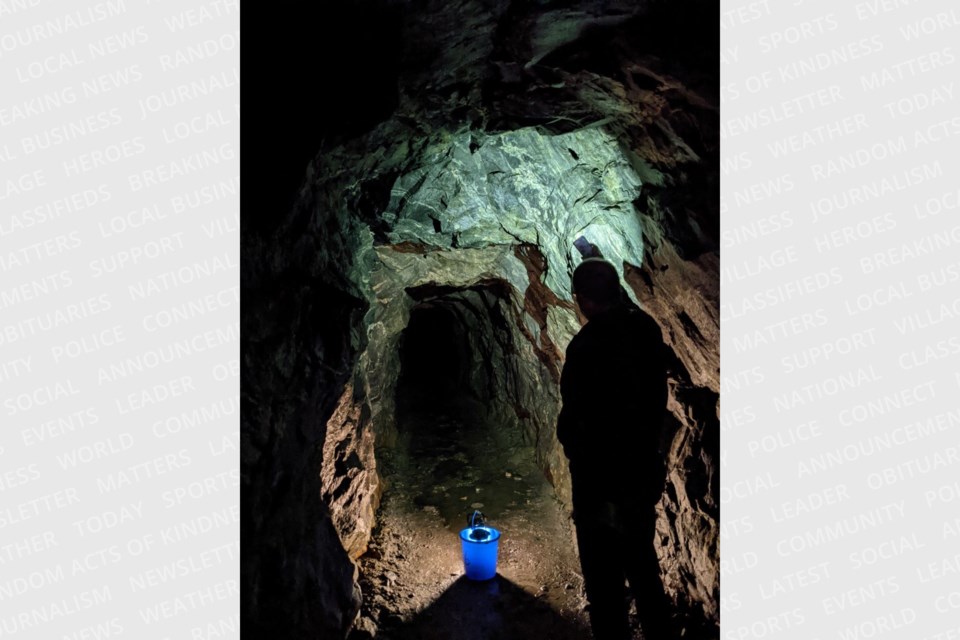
xmin=396 ymin=303 xmax=472 ymax=413
xmin=395 ymin=281 xmax=516 ymax=422
xmin=389 ymin=284 xmax=541 ymax=527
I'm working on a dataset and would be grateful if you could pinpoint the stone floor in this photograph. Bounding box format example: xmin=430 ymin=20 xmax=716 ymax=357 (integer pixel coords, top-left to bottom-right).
xmin=350 ymin=395 xmax=608 ymax=640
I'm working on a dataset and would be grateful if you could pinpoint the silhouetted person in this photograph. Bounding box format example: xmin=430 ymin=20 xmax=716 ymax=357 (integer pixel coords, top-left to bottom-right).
xmin=557 ymin=258 xmax=673 ymax=640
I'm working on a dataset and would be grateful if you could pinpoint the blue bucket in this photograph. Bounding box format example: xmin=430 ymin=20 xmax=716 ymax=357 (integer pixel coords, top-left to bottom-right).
xmin=459 ymin=512 xmax=500 ymax=581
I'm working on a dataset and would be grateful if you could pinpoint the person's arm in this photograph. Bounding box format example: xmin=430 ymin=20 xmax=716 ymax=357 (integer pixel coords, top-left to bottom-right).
xmin=557 ymin=336 xmax=586 ymax=459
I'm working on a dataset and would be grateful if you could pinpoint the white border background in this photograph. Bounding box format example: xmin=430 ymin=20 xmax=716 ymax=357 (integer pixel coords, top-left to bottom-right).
xmin=3 ymin=1 xmax=959 ymax=638
xmin=1 ymin=1 xmax=239 ymax=638
xmin=722 ymin=1 xmax=960 ymax=638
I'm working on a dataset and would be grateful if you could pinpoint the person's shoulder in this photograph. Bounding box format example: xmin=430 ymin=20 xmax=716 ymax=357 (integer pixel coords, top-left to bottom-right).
xmin=622 ymin=303 xmax=657 ymax=329
xmin=565 ymin=323 xmax=589 ymax=354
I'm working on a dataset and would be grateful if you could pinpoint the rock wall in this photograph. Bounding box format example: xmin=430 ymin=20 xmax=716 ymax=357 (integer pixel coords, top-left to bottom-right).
xmin=242 ymin=0 xmax=718 ymax=636
xmin=321 ymin=383 xmax=381 ymax=560
xmin=241 ymin=271 xmax=367 ymax=638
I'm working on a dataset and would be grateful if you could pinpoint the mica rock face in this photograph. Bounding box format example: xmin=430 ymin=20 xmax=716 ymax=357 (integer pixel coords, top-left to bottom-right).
xmin=378 ymin=126 xmax=647 ymax=301
xmin=243 ymin=0 xmax=718 ymax=637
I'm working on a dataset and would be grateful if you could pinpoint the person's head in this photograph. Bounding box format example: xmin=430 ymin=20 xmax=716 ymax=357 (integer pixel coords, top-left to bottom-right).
xmin=572 ymin=258 xmax=621 ymax=319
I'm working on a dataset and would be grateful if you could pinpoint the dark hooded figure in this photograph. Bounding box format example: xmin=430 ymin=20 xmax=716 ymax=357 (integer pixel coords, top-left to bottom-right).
xmin=557 ymin=258 xmax=673 ymax=640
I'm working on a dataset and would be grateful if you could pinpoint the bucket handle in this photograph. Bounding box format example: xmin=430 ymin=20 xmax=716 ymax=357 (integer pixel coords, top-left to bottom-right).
xmin=469 ymin=510 xmax=485 ymax=528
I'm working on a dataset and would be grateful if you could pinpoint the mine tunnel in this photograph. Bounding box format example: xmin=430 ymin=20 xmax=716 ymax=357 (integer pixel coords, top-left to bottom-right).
xmin=396 ymin=283 xmax=513 ymax=413
xmin=369 ymin=280 xmax=659 ymax=640
xmin=242 ymin=1 xmax=719 ymax=639
xmin=396 ymin=300 xmax=473 ymax=411
xmin=391 ymin=285 xmax=541 ymax=520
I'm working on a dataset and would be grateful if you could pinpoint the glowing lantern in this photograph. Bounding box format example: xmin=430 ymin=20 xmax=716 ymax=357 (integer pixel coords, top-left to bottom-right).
xmin=459 ymin=510 xmax=500 ymax=581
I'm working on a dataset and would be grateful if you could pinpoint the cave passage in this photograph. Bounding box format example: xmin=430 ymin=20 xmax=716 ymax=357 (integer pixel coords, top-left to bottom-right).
xmin=356 ymin=293 xmax=594 ymax=639
xmin=391 ymin=293 xmax=545 ymax=527
xmin=396 ymin=303 xmax=472 ymax=413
